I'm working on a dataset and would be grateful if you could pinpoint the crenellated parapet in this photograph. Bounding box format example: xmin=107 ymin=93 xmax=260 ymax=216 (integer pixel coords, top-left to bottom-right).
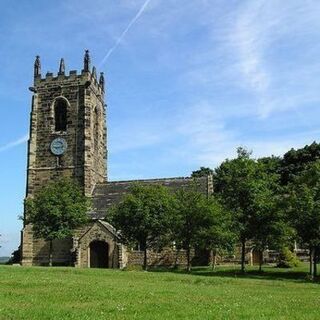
xmin=27 ymin=49 xmax=107 ymax=199
xmin=32 ymin=50 xmax=105 ymax=96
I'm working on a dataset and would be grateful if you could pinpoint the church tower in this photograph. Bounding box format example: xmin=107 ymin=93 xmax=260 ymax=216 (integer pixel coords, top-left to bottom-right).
xmin=26 ymin=50 xmax=107 ymax=197
xmin=21 ymin=51 xmax=107 ymax=265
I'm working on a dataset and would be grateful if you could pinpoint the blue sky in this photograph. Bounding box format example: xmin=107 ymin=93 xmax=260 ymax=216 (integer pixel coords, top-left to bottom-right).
xmin=1 ymin=0 xmax=320 ymax=256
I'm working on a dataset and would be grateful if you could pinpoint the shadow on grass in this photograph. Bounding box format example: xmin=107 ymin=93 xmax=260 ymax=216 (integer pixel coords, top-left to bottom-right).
xmin=148 ymin=265 xmax=320 ymax=283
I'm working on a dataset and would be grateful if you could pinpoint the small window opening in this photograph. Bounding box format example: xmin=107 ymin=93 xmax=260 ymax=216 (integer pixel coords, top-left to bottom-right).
xmin=55 ymin=99 xmax=67 ymax=132
xmin=94 ymin=107 xmax=99 ymax=150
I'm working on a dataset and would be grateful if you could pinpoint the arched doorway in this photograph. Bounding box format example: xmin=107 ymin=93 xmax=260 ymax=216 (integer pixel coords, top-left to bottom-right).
xmin=89 ymin=241 xmax=109 ymax=268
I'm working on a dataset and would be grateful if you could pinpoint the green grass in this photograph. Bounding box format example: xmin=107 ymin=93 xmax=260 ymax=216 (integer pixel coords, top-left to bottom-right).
xmin=0 ymin=264 xmax=320 ymax=320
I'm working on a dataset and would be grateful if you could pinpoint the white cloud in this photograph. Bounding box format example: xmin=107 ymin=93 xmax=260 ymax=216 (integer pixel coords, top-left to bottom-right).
xmin=99 ymin=0 xmax=152 ymax=66
xmin=104 ymin=0 xmax=320 ymax=172
xmin=0 ymin=134 xmax=28 ymax=153
xmin=229 ymin=0 xmax=320 ymax=118
xmin=168 ymin=99 xmax=320 ymax=169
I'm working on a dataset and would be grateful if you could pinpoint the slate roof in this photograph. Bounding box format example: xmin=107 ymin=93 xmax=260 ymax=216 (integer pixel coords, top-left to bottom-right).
xmin=90 ymin=176 xmax=209 ymax=219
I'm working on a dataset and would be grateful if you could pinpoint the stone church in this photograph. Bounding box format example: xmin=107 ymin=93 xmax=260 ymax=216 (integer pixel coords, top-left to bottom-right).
xmin=21 ymin=51 xmax=213 ymax=268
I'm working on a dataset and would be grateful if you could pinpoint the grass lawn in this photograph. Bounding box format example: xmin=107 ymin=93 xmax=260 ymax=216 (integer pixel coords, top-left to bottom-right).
xmin=0 ymin=264 xmax=320 ymax=319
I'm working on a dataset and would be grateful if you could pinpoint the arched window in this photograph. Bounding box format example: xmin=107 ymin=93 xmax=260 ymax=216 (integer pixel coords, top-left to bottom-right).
xmin=54 ymin=98 xmax=67 ymax=132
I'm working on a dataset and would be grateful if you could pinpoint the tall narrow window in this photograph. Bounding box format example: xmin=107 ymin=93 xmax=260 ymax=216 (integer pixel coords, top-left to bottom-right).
xmin=54 ymin=99 xmax=67 ymax=132
xmin=94 ymin=106 xmax=99 ymax=150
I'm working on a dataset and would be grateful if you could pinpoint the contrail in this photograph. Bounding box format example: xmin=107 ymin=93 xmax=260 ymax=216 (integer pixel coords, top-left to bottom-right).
xmin=99 ymin=0 xmax=152 ymax=66
xmin=0 ymin=134 xmax=28 ymax=152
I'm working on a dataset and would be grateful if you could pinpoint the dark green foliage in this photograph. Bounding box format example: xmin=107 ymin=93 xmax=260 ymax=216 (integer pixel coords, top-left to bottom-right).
xmin=280 ymin=141 xmax=320 ymax=184
xmin=258 ymin=156 xmax=282 ymax=175
xmin=214 ymin=148 xmax=290 ymax=272
xmin=285 ymin=161 xmax=320 ymax=278
xmin=25 ymin=178 xmax=90 ymax=266
xmin=173 ymin=187 xmax=234 ymax=271
xmin=109 ymin=183 xmax=176 ymax=270
xmin=110 ymin=182 xmax=234 ymax=272
xmin=214 ymin=148 xmax=265 ymax=271
xmin=7 ymin=246 xmax=21 ymax=264
xmin=277 ymin=247 xmax=301 ymax=268
xmin=252 ymin=159 xmax=293 ymax=270
xmin=191 ymin=167 xmax=214 ymax=178
xmin=196 ymin=197 xmax=235 ymax=269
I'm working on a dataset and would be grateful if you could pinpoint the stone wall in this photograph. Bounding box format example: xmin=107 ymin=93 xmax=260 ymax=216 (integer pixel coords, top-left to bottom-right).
xmin=22 ymin=65 xmax=107 ymax=266
xmin=20 ymin=224 xmax=33 ymax=266
xmin=74 ymin=221 xmax=120 ymax=268
xmin=21 ymin=223 xmax=73 ymax=266
xmin=27 ymin=69 xmax=106 ymax=197
xmin=20 ymin=54 xmax=214 ymax=269
xmin=127 ymin=248 xmax=192 ymax=267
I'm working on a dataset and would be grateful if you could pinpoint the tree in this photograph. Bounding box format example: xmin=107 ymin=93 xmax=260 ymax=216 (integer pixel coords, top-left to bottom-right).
xmin=251 ymin=158 xmax=292 ymax=272
xmin=285 ymin=161 xmax=320 ymax=279
xmin=173 ymin=186 xmax=225 ymax=272
xmin=25 ymin=178 xmax=90 ymax=266
xmin=280 ymin=141 xmax=320 ymax=185
xmin=109 ymin=184 xmax=175 ymax=270
xmin=214 ymin=148 xmax=280 ymax=272
xmin=191 ymin=167 xmax=214 ymax=178
xmin=258 ymin=156 xmax=282 ymax=175
xmin=197 ymin=197 xmax=235 ymax=269
xmin=251 ymin=206 xmax=293 ymax=271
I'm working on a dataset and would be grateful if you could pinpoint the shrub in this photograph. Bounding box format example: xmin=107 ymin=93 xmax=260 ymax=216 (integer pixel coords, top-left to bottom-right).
xmin=277 ymin=247 xmax=300 ymax=268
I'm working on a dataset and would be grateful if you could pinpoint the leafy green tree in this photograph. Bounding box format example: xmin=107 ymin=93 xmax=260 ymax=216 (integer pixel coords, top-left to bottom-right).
xmin=173 ymin=187 xmax=227 ymax=272
xmin=285 ymin=161 xmax=320 ymax=279
xmin=25 ymin=178 xmax=90 ymax=266
xmin=251 ymin=158 xmax=293 ymax=271
xmin=252 ymin=207 xmax=293 ymax=271
xmin=197 ymin=197 xmax=235 ymax=269
xmin=214 ymin=148 xmax=281 ymax=272
xmin=280 ymin=141 xmax=320 ymax=185
xmin=258 ymin=156 xmax=282 ymax=175
xmin=109 ymin=184 xmax=175 ymax=270
xmin=191 ymin=167 xmax=214 ymax=178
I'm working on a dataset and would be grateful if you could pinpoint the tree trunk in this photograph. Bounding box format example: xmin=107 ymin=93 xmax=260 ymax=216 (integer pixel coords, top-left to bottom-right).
xmin=313 ymin=247 xmax=318 ymax=279
xmin=241 ymin=239 xmax=246 ymax=273
xmin=186 ymin=246 xmax=191 ymax=272
xmin=213 ymin=251 xmax=217 ymax=270
xmin=143 ymin=247 xmax=148 ymax=271
xmin=210 ymin=249 xmax=217 ymax=270
xmin=48 ymin=239 xmax=53 ymax=267
xmin=309 ymin=247 xmax=313 ymax=277
xmin=259 ymin=250 xmax=263 ymax=272
xmin=310 ymin=247 xmax=315 ymax=280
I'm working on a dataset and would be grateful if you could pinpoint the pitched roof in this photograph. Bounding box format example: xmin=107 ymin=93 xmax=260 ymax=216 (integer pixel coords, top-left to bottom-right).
xmin=78 ymin=219 xmax=120 ymax=241
xmin=90 ymin=176 xmax=209 ymax=219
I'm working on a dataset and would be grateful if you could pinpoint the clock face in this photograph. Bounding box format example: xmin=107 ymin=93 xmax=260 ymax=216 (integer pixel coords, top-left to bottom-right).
xmin=50 ymin=137 xmax=67 ymax=156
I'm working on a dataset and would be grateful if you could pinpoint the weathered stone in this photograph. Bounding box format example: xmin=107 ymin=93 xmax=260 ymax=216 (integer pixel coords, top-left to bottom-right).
xmin=21 ymin=52 xmax=212 ymax=269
